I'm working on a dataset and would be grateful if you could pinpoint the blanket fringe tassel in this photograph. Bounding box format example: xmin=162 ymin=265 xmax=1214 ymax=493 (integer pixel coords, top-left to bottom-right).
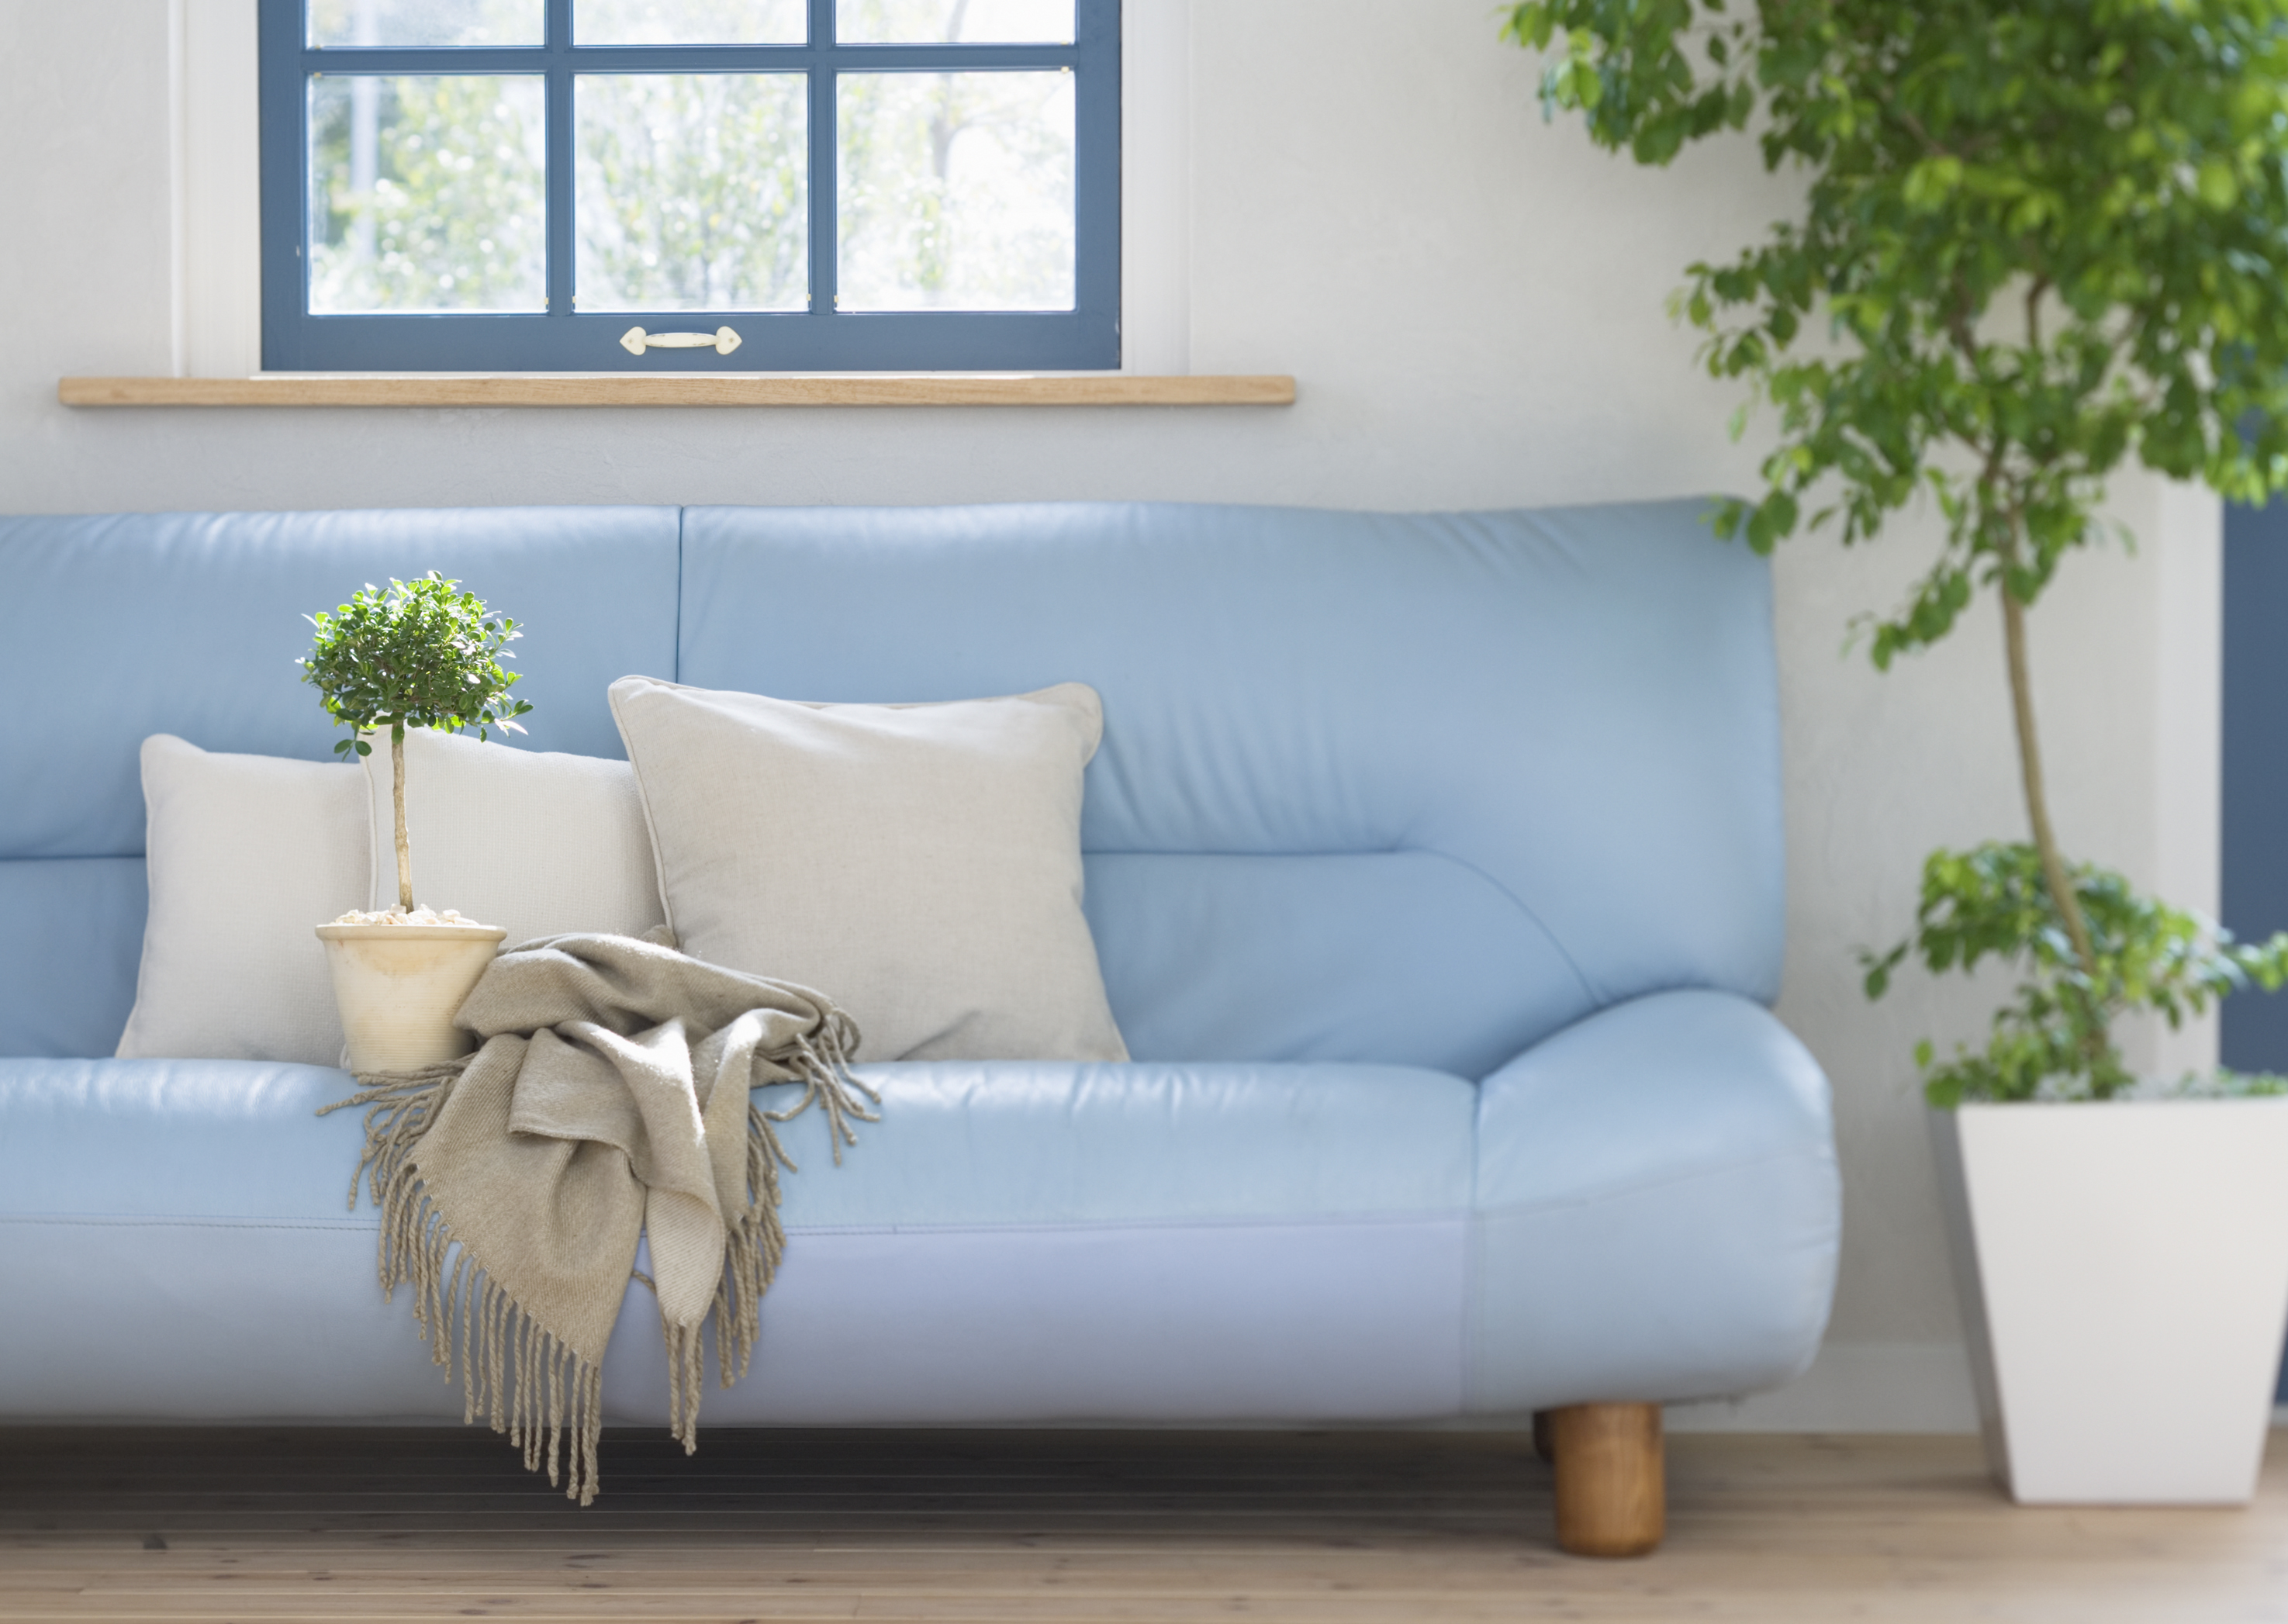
xmin=322 ymin=1063 xmax=603 ymax=1505
xmin=320 ymin=1033 xmax=878 ymax=1505
xmin=707 ymin=1029 xmax=880 ymax=1406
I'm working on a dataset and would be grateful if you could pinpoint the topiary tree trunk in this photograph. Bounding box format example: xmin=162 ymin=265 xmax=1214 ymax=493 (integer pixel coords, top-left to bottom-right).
xmin=392 ymin=720 xmax=413 ymax=912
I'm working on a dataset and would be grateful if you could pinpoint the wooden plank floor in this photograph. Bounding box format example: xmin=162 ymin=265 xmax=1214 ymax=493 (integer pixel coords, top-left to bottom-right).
xmin=3 ymin=1425 xmax=2286 ymax=1622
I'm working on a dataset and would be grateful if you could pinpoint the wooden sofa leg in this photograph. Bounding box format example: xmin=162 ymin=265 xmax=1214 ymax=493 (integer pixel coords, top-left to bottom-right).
xmin=1548 ymin=1402 xmax=1664 ymax=1558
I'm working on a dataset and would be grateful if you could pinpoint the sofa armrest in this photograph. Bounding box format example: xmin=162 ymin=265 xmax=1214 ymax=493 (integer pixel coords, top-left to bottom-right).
xmin=1467 ymin=988 xmax=1840 ymax=1414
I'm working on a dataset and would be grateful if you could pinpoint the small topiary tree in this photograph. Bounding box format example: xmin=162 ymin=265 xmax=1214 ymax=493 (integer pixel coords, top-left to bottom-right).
xmin=299 ymin=572 xmax=531 ymax=914
xmin=1504 ymin=0 xmax=2288 ymax=1100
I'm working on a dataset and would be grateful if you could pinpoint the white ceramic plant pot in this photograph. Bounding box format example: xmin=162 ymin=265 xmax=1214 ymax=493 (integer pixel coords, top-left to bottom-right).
xmin=1931 ymin=1099 xmax=2288 ymax=1505
xmin=315 ymin=923 xmax=507 ymax=1075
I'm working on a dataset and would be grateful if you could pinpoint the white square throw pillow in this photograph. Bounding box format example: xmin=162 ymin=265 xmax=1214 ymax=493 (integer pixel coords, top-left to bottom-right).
xmin=609 ymin=676 xmax=1128 ymax=1064
xmin=116 ymin=734 xmax=370 ymax=1065
xmin=360 ymin=728 xmax=665 ymax=948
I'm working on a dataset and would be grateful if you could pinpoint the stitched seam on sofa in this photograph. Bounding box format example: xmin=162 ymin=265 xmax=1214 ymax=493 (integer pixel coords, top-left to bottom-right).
xmin=1473 ymin=1146 xmax=1838 ymax=1219
xmin=0 ymin=1217 xmax=1473 ymax=1244
xmin=0 ymin=851 xmax=147 ymax=866
xmin=0 ymin=1215 xmax=376 ymax=1232
xmin=1081 ymin=844 xmax=1405 ymax=858
xmin=0 ymin=1211 xmax=1469 ymax=1236
xmin=1404 ymin=845 xmax=1601 ymax=1010
xmin=779 ymin=1210 xmax=1472 ymax=1239
xmin=0 ymin=848 xmax=147 ymax=870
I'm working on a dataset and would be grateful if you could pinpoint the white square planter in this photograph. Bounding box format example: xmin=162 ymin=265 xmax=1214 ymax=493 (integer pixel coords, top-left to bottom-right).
xmin=1931 ymin=1100 xmax=2288 ymax=1504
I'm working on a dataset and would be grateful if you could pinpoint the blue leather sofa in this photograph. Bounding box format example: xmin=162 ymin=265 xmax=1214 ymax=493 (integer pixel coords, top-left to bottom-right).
xmin=0 ymin=499 xmax=1838 ymax=1550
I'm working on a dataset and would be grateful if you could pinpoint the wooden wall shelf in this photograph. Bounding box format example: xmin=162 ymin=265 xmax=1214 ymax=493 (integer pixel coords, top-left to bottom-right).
xmin=57 ymin=374 xmax=1295 ymax=409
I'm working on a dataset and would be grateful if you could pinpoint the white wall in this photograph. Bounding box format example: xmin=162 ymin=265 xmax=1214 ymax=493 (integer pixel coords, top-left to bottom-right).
xmin=0 ymin=0 xmax=2221 ymax=1432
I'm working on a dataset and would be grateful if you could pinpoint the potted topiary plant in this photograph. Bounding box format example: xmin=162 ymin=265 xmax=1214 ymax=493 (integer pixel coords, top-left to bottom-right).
xmin=1509 ymin=0 xmax=2288 ymax=1503
xmin=300 ymin=572 xmax=531 ymax=1074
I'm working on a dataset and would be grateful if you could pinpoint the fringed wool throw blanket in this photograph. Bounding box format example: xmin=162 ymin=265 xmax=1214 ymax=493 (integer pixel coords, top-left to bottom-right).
xmin=321 ymin=931 xmax=877 ymax=1505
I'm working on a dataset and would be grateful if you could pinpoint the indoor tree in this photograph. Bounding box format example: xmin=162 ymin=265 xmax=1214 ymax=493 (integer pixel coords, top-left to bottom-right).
xmin=299 ymin=572 xmax=531 ymax=914
xmin=1503 ymin=0 xmax=2288 ymax=1100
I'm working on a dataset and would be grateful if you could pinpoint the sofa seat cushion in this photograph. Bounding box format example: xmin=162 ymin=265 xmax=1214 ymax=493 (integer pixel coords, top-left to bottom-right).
xmin=773 ymin=1059 xmax=1472 ymax=1228
xmin=0 ymin=1059 xmax=376 ymax=1221
xmin=0 ymin=1058 xmax=1475 ymax=1227
xmin=0 ymin=1060 xmax=457 ymax=1421
xmin=0 ymin=1057 xmax=1478 ymax=1424
xmin=0 ymin=1025 xmax=1840 ymax=1429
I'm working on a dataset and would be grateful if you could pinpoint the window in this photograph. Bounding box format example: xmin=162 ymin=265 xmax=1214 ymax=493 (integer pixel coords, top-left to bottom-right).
xmin=257 ymin=0 xmax=1119 ymax=371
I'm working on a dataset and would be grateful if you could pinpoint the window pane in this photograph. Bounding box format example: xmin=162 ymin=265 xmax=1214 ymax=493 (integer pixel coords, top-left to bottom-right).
xmin=575 ymin=0 xmax=805 ymax=44
xmin=835 ymin=0 xmax=1073 ymax=44
xmin=308 ymin=0 xmax=542 ymax=49
xmin=838 ymin=71 xmax=1073 ymax=311
xmin=575 ymin=74 xmax=808 ymax=312
xmin=308 ymin=74 xmax=546 ymax=313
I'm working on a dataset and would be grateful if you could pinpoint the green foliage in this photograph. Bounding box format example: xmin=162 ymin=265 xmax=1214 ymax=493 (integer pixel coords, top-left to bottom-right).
xmin=837 ymin=64 xmax=1076 ymax=307
xmin=308 ymin=0 xmax=1067 ymax=319
xmin=575 ymin=71 xmax=808 ymax=311
xmin=2177 ymin=1069 xmax=2288 ymax=1097
xmin=1504 ymin=0 xmax=2288 ymax=665
xmin=298 ymin=572 xmax=531 ymax=756
xmin=310 ymin=74 xmax=546 ymax=313
xmin=1862 ymin=844 xmax=2288 ymax=1104
xmin=1505 ymin=0 xmax=2288 ymax=1105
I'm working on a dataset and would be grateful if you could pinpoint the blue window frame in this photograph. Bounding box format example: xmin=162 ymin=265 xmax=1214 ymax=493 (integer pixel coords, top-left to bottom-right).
xmin=257 ymin=0 xmax=1119 ymax=372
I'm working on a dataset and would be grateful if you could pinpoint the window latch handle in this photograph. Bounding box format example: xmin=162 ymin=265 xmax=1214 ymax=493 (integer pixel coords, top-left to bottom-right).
xmin=620 ymin=326 xmax=742 ymax=357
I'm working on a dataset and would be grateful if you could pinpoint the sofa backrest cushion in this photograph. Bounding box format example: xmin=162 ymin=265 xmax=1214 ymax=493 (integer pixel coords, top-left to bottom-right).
xmin=1 ymin=499 xmax=1782 ymax=1073
xmin=677 ymin=501 xmax=1785 ymax=1078
xmin=0 ymin=506 xmax=682 ymax=1057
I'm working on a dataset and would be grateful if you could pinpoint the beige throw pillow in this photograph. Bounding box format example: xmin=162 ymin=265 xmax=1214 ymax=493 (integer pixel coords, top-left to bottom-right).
xmin=116 ymin=734 xmax=370 ymax=1064
xmin=360 ymin=728 xmax=665 ymax=948
xmin=609 ymin=676 xmax=1128 ymax=1064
